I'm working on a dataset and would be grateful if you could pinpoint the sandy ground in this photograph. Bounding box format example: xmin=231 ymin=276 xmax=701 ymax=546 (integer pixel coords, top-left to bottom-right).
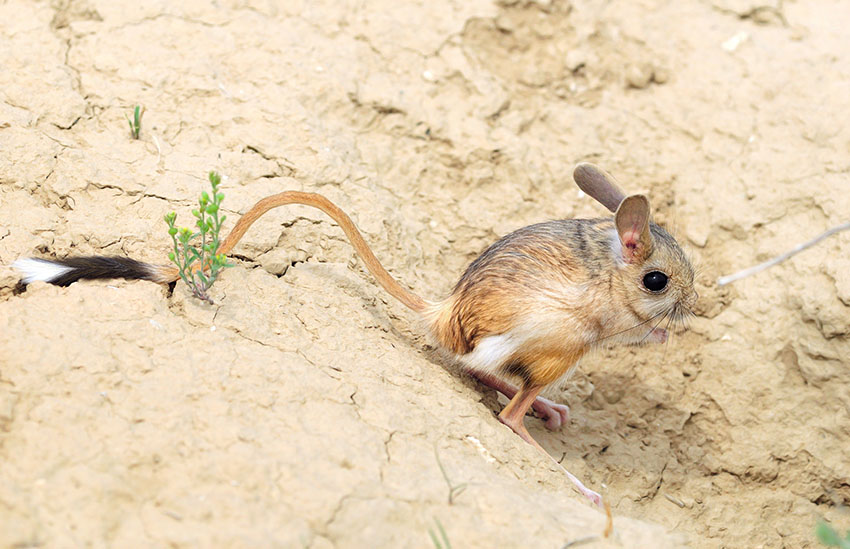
xmin=1 ymin=0 xmax=848 ymax=547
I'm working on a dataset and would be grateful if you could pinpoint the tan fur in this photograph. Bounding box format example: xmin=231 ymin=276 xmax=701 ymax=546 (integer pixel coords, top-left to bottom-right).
xmin=150 ymin=263 xmax=180 ymax=283
xmin=515 ymin=347 xmax=588 ymax=387
xmin=433 ymin=225 xmax=588 ymax=354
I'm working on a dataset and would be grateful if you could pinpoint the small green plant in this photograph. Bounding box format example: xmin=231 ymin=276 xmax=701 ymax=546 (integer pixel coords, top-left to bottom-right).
xmin=125 ymin=104 xmax=144 ymax=139
xmin=165 ymin=171 xmax=233 ymax=303
xmin=427 ymin=518 xmax=451 ymax=549
xmin=817 ymin=520 xmax=850 ymax=548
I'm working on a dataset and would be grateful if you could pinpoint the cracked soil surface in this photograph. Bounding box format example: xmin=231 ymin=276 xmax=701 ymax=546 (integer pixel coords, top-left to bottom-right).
xmin=1 ymin=0 xmax=848 ymax=547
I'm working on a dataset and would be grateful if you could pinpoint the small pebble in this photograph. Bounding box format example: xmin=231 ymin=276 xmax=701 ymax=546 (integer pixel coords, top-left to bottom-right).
xmin=626 ymin=64 xmax=653 ymax=89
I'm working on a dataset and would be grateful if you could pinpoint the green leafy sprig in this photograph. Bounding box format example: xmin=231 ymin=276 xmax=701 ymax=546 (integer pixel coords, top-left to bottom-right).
xmin=164 ymin=171 xmax=233 ymax=303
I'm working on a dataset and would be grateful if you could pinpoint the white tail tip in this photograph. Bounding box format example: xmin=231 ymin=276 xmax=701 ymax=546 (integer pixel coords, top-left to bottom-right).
xmin=12 ymin=258 xmax=74 ymax=284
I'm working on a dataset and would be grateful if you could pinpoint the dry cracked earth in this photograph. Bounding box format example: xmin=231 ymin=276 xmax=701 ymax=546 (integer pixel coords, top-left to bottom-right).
xmin=0 ymin=0 xmax=848 ymax=547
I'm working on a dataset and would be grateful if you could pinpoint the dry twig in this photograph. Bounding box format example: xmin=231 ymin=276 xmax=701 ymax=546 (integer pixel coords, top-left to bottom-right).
xmin=717 ymin=221 xmax=850 ymax=286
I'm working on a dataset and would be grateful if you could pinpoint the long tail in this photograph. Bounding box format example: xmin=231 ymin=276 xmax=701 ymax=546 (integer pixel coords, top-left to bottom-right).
xmin=12 ymin=191 xmax=428 ymax=313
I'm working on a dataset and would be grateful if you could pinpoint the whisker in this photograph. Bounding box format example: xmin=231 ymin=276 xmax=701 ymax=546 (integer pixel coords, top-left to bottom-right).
xmin=639 ymin=309 xmax=672 ymax=345
xmin=673 ymin=305 xmax=694 ymax=333
xmin=588 ymin=295 xmax=695 ymax=348
xmin=661 ymin=310 xmax=674 ymax=360
xmin=682 ymin=311 xmax=689 ymax=329
xmin=589 ymin=309 xmax=668 ymax=345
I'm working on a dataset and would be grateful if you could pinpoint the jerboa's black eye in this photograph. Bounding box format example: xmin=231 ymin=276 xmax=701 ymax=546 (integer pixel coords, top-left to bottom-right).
xmin=643 ymin=271 xmax=668 ymax=292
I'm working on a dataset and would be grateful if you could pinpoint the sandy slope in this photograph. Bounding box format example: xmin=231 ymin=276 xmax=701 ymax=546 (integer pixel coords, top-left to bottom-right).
xmin=1 ymin=0 xmax=848 ymax=547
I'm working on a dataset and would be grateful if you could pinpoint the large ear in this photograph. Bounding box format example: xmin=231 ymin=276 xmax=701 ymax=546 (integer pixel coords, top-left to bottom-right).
xmin=615 ymin=194 xmax=653 ymax=263
xmin=573 ymin=163 xmax=627 ymax=213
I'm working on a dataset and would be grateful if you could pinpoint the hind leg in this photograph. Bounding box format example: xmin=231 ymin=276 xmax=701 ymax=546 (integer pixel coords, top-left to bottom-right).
xmin=497 ymin=383 xmax=546 ymax=447
xmin=472 ymin=372 xmax=569 ymax=430
xmin=498 ymin=384 xmax=602 ymax=506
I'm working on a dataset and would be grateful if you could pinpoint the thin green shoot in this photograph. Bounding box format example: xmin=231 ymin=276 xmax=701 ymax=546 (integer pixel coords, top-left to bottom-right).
xmin=428 ymin=518 xmax=451 ymax=549
xmin=165 ymin=171 xmax=233 ymax=303
xmin=125 ymin=104 xmax=144 ymax=139
xmin=816 ymin=520 xmax=850 ymax=549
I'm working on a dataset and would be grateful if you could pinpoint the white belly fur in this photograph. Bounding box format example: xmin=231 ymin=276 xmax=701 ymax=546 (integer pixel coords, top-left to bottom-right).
xmin=459 ymin=332 xmax=522 ymax=375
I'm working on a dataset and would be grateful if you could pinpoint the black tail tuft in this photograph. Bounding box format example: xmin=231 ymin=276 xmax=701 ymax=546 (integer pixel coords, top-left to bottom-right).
xmin=13 ymin=256 xmax=160 ymax=286
xmin=50 ymin=256 xmax=158 ymax=286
